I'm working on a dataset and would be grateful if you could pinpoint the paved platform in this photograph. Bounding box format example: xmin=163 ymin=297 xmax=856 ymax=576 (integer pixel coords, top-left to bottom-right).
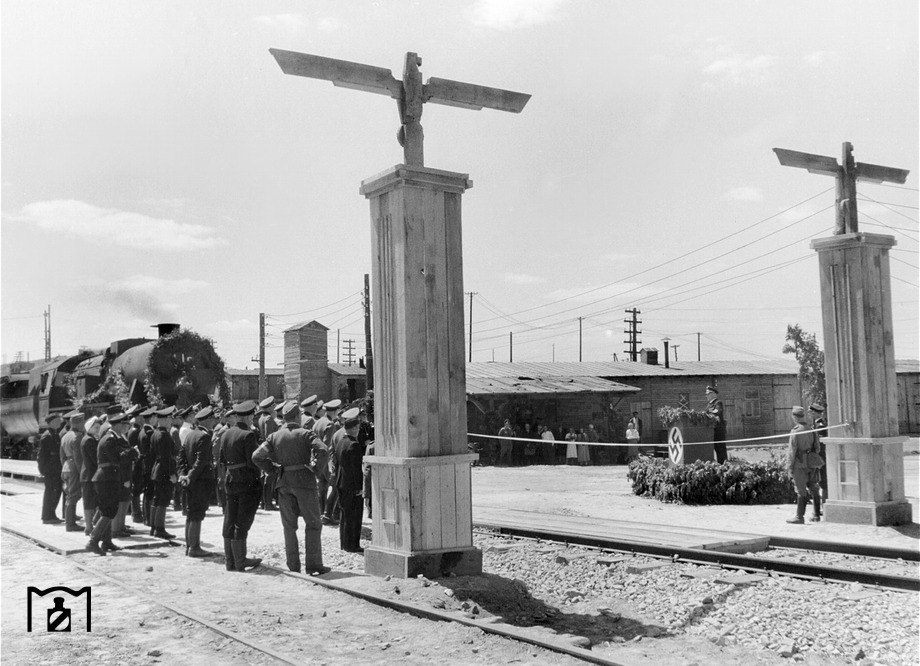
xmin=474 ymin=506 xmax=770 ymax=553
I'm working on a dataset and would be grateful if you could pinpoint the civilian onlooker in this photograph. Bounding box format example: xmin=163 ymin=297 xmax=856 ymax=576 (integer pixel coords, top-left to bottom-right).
xmin=540 ymin=425 xmax=556 ymax=464
xmin=520 ymin=423 xmax=535 ymax=466
xmin=497 ymin=419 xmax=515 ymax=466
xmin=576 ymin=428 xmax=591 ymax=465
xmin=565 ymin=428 xmax=578 ymax=465
xmin=628 ymin=411 xmax=643 ymax=440
xmin=626 ymin=423 xmax=640 ymax=461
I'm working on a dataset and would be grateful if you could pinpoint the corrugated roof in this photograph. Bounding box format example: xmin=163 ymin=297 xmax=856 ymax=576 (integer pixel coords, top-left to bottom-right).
xmin=283 ymin=320 xmax=330 ymax=333
xmin=226 ymin=368 xmax=285 ymax=377
xmin=327 ymin=363 xmax=366 ymax=377
xmin=467 ymin=375 xmax=640 ymax=395
xmin=466 ymin=359 xmax=801 ymax=379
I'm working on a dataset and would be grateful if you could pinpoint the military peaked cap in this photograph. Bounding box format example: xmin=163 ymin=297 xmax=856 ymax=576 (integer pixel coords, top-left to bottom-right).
xmin=281 ymin=401 xmax=300 ymax=418
xmin=792 ymin=405 xmax=806 ymax=418
xmin=232 ymin=400 xmax=257 ymax=416
xmin=140 ymin=407 xmax=157 ymax=417
xmin=195 ymin=405 xmax=215 ymax=420
xmin=108 ymin=412 xmax=129 ymax=424
xmin=341 ymin=407 xmax=361 ymax=428
xmin=809 ymin=403 xmax=825 ymax=413
xmin=324 ymin=399 xmax=342 ymax=411
xmin=300 ymin=395 xmax=318 ymax=408
xmin=705 ymin=385 xmax=718 ymax=394
xmin=156 ymin=405 xmax=176 ymax=417
xmin=259 ymin=396 xmax=276 ymax=409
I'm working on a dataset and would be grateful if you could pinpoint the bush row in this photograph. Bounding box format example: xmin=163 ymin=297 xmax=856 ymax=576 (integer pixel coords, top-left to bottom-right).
xmin=626 ymin=455 xmax=797 ymax=505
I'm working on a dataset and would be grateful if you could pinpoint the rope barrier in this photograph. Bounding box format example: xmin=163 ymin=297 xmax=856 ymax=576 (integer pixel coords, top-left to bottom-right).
xmin=467 ymin=423 xmax=850 ymax=449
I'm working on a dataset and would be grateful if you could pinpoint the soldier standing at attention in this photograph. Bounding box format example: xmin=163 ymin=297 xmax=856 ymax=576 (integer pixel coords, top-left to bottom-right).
xmin=60 ymin=411 xmax=85 ymax=532
xmin=273 ymin=401 xmax=285 ymax=428
xmin=300 ymin=395 xmax=319 ymax=431
xmin=79 ymin=416 xmax=102 ymax=535
xmin=112 ymin=406 xmax=140 ymax=537
xmin=332 ymin=408 xmax=365 ymax=553
xmin=177 ymin=405 xmax=218 ymax=557
xmin=809 ymin=404 xmax=828 ymax=501
xmin=212 ymin=409 xmax=231 ymax=511
xmin=253 ymin=401 xmax=330 ymax=574
xmin=170 ymin=408 xmax=186 ymax=513
xmin=358 ymin=398 xmax=375 ymax=519
xmin=38 ymin=414 xmax=64 ymax=524
xmin=128 ymin=406 xmax=146 ymax=524
xmin=318 ymin=398 xmax=343 ymax=524
xmin=786 ymin=406 xmax=823 ymax=524
xmin=257 ymin=397 xmax=280 ymax=511
xmin=706 ymin=386 xmax=727 ymax=463
xmin=87 ymin=412 xmax=131 ymax=555
xmin=138 ymin=407 xmax=157 ymax=526
xmin=149 ymin=406 xmax=178 ymax=539
xmin=220 ymin=401 xmax=263 ymax=572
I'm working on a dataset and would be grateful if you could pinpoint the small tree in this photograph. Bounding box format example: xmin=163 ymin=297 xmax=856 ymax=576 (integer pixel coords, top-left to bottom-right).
xmin=782 ymin=324 xmax=826 ymax=406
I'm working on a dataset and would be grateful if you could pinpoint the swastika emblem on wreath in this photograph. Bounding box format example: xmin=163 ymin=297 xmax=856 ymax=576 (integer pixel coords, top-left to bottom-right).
xmin=668 ymin=427 xmax=684 ymax=464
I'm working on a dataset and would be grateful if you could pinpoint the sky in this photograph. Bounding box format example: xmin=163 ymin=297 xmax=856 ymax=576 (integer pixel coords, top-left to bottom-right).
xmin=2 ymin=0 xmax=918 ymax=370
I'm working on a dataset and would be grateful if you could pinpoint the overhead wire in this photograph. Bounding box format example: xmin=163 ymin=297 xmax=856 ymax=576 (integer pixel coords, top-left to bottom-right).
xmin=267 ymin=291 xmax=362 ymax=319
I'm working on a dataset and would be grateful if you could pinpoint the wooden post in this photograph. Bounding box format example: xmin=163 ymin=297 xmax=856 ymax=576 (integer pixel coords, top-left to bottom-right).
xmin=360 ymin=164 xmax=481 ymax=578
xmin=258 ymin=313 xmax=266 ymax=400
xmin=364 ymin=273 xmax=374 ymax=391
xmin=509 ymin=331 xmax=513 ymax=362
xmin=811 ymin=232 xmax=912 ymax=525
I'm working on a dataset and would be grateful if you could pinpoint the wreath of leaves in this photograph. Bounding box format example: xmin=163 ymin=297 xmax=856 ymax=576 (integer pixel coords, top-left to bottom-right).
xmin=143 ymin=328 xmax=231 ymax=408
xmin=657 ymin=405 xmax=719 ymax=428
xmin=79 ymin=368 xmax=133 ymax=409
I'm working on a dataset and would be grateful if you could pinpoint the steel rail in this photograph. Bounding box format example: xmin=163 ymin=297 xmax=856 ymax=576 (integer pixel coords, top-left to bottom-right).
xmin=475 ymin=524 xmax=919 ymax=593
xmin=767 ymin=536 xmax=920 ymax=562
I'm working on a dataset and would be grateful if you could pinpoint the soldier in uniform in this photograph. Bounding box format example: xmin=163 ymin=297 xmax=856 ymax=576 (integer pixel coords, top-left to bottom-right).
xmin=809 ymin=403 xmax=828 ymax=501
xmin=127 ymin=406 xmax=145 ymax=523
xmin=149 ymin=406 xmax=178 ymax=539
xmin=138 ymin=407 xmax=157 ymax=525
xmin=86 ymin=412 xmax=132 ymax=555
xmin=253 ymin=401 xmax=329 ymax=574
xmin=332 ymin=408 xmax=365 ymax=553
xmin=706 ymin=386 xmax=727 ymax=463
xmin=786 ymin=406 xmax=823 ymax=524
xmin=315 ymin=398 xmax=342 ymax=524
xmin=219 ymin=400 xmax=263 ymax=572
xmin=38 ymin=414 xmax=64 ymax=524
xmin=212 ymin=409 xmax=231 ymax=511
xmin=113 ymin=405 xmax=141 ymax=537
xmin=257 ymin=397 xmax=279 ymax=511
xmin=358 ymin=397 xmax=375 ymax=519
xmin=60 ymin=411 xmax=85 ymax=532
xmin=300 ymin=395 xmax=320 ymax=430
xmin=80 ymin=416 xmax=103 ymax=535
xmin=177 ymin=405 xmax=218 ymax=557
xmin=170 ymin=408 xmax=186 ymax=513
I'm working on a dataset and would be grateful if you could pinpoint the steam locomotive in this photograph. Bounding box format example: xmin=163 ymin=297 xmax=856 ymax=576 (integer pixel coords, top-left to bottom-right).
xmin=1 ymin=323 xmax=229 ymax=455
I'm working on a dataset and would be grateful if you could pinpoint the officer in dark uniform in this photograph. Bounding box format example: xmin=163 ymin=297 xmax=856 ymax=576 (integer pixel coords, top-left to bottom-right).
xmin=257 ymin=397 xmax=280 ymax=511
xmin=113 ymin=405 xmax=140 ymax=537
xmin=706 ymin=386 xmax=727 ymax=463
xmin=138 ymin=407 xmax=157 ymax=525
xmin=87 ymin=412 xmax=132 ymax=555
xmin=38 ymin=414 xmax=64 ymax=524
xmin=253 ymin=401 xmax=329 ymax=574
xmin=178 ymin=405 xmax=218 ymax=557
xmin=332 ymin=408 xmax=365 ymax=553
xmin=149 ymin=406 xmax=178 ymax=539
xmin=170 ymin=408 xmax=186 ymax=513
xmin=315 ymin=398 xmax=342 ymax=524
xmin=809 ymin=403 xmax=828 ymax=501
xmin=128 ymin=406 xmax=146 ymax=523
xmin=220 ymin=400 xmax=263 ymax=572
xmin=358 ymin=396 xmax=375 ymax=519
xmin=300 ymin=395 xmax=319 ymax=431
xmin=79 ymin=416 xmax=102 ymax=536
xmin=212 ymin=409 xmax=231 ymax=511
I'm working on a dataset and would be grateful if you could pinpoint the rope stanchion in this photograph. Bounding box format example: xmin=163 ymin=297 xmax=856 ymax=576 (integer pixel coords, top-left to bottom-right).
xmin=466 ymin=423 xmax=850 ymax=449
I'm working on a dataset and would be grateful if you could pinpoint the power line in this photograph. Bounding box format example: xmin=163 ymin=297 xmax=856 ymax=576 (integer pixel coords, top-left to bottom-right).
xmin=859 ymin=211 xmax=919 ymax=243
xmin=891 ymin=256 xmax=919 ymax=271
xmin=858 ymin=193 xmax=919 ymax=224
xmin=861 ymin=181 xmax=920 ymax=192
xmin=892 ymin=275 xmax=919 ymax=288
xmin=858 ymin=200 xmax=918 ymax=210
xmin=267 ymin=292 xmax=362 ymax=318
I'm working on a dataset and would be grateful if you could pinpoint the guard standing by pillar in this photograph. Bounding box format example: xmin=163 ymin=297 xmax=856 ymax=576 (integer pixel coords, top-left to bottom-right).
xmin=786 ymin=406 xmax=823 ymax=524
xmin=178 ymin=405 xmax=218 ymax=557
xmin=333 ymin=408 xmax=365 ymax=553
xmin=809 ymin=404 xmax=828 ymax=501
xmin=706 ymin=386 xmax=727 ymax=463
xmin=149 ymin=406 xmax=178 ymax=539
xmin=252 ymin=401 xmax=329 ymax=574
xmin=38 ymin=414 xmax=64 ymax=524
xmin=220 ymin=400 xmax=263 ymax=572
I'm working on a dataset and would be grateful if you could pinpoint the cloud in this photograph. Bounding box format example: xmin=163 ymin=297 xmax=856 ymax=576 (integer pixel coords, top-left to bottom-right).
xmin=502 ymin=272 xmax=545 ymax=285
xmin=91 ymin=275 xmax=209 ymax=321
xmin=723 ymin=186 xmax=764 ymax=202
xmin=253 ymin=13 xmax=341 ymax=32
xmin=704 ymin=53 xmax=775 ymax=82
xmin=210 ymin=318 xmax=257 ymax=333
xmin=470 ymin=0 xmax=567 ymax=30
xmin=804 ymin=50 xmax=835 ymax=67
xmin=14 ymin=200 xmax=224 ymax=251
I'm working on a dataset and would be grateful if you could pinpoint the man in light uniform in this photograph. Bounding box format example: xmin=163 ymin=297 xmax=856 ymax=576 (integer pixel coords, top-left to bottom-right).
xmin=60 ymin=411 xmax=85 ymax=532
xmin=786 ymin=406 xmax=822 ymax=524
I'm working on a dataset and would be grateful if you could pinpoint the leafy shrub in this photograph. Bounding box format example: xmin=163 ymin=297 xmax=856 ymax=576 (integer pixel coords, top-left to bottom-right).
xmin=626 ymin=455 xmax=796 ymax=505
xmin=657 ymin=405 xmax=718 ymax=428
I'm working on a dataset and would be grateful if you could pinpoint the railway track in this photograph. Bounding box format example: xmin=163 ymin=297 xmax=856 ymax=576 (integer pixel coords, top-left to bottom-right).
xmin=474 ymin=524 xmax=920 ymax=592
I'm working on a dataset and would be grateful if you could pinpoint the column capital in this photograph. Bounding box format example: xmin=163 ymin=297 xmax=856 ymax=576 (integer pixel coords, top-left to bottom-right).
xmin=360 ymin=164 xmax=473 ymax=198
xmin=810 ymin=232 xmax=896 ymax=253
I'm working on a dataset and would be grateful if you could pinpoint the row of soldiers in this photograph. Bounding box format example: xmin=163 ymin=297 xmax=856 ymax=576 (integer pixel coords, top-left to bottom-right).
xmin=36 ymin=392 xmax=375 ymax=574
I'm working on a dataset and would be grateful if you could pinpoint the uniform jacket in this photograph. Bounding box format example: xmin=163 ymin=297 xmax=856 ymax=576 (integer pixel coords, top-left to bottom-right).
xmin=812 ymin=416 xmax=828 ymax=439
xmin=93 ymin=431 xmax=123 ymax=484
xmin=38 ymin=429 xmax=63 ymax=478
xmin=150 ymin=426 xmax=177 ymax=481
xmin=60 ymin=429 xmax=83 ymax=479
xmin=301 ymin=414 xmax=316 ymax=431
xmin=786 ymin=423 xmax=818 ymax=470
xmin=117 ymin=433 xmax=139 ymax=484
xmin=332 ymin=430 xmax=364 ymax=494
xmin=139 ymin=424 xmax=155 ymax=470
xmin=258 ymin=413 xmax=279 ymax=441
xmin=178 ymin=427 xmax=215 ymax=484
xmin=707 ymin=398 xmax=726 ymax=429
xmin=220 ymin=422 xmax=261 ymax=491
xmin=312 ymin=417 xmax=334 ymax=481
xmin=80 ymin=434 xmax=99 ymax=482
xmin=252 ymin=422 xmax=326 ymax=489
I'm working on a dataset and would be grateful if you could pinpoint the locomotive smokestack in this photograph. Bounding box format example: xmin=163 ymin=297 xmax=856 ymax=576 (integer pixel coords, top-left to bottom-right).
xmin=153 ymin=323 xmax=180 ymax=338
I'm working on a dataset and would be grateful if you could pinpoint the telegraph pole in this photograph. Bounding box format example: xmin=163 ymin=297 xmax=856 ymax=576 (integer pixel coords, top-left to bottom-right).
xmin=466 ymin=291 xmax=477 ymax=362
xmin=43 ymin=304 xmax=51 ymax=361
xmin=672 ymin=344 xmax=680 ymax=362
xmin=509 ymin=331 xmax=513 ymax=362
xmin=578 ymin=316 xmax=583 ymax=362
xmin=623 ymin=308 xmax=642 ymax=361
xmin=343 ymin=338 xmax=356 ymax=366
xmin=363 ymin=273 xmax=374 ymax=390
xmin=697 ymin=332 xmax=702 ymax=361
xmin=337 ymin=328 xmax=341 ymax=364
xmin=257 ymin=313 xmax=266 ymax=400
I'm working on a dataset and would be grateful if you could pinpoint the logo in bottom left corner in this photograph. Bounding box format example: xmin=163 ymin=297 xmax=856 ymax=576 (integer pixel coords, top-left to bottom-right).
xmin=27 ymin=586 xmax=91 ymax=633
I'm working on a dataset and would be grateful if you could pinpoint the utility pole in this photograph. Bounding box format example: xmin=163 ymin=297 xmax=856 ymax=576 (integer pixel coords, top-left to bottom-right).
xmin=552 ymin=344 xmax=555 ymax=363
xmin=662 ymin=336 xmax=670 ymax=369
xmin=578 ymin=316 xmax=583 ymax=362
xmin=43 ymin=304 xmax=51 ymax=361
xmin=343 ymin=338 xmax=356 ymax=366
xmin=623 ymin=308 xmax=642 ymax=361
xmin=337 ymin=328 xmax=341 ymax=364
xmin=466 ymin=291 xmax=477 ymax=362
xmin=509 ymin=331 xmax=513 ymax=362
xmin=258 ymin=313 xmax=266 ymax=400
xmin=697 ymin=332 xmax=702 ymax=361
xmin=672 ymin=344 xmax=680 ymax=362
xmin=363 ymin=273 xmax=374 ymax=390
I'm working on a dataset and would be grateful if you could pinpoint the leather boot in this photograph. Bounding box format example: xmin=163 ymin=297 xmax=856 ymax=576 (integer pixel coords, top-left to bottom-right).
xmin=184 ymin=521 xmax=190 ymax=555
xmin=223 ymin=538 xmax=236 ymax=571
xmin=231 ymin=539 xmax=261 ymax=571
xmin=132 ymin=495 xmax=144 ymax=523
xmin=143 ymin=495 xmax=151 ymax=526
xmin=303 ymin=529 xmax=330 ymax=575
xmin=152 ymin=506 xmax=176 ymax=540
xmin=810 ymin=493 xmax=822 ymax=522
xmin=83 ymin=509 xmax=95 ymax=536
xmin=787 ymin=497 xmax=807 ymax=524
xmin=186 ymin=521 xmax=213 ymax=557
xmin=65 ymin=501 xmax=82 ymax=532
xmin=86 ymin=516 xmax=109 ymax=555
xmin=102 ymin=521 xmax=121 ymax=551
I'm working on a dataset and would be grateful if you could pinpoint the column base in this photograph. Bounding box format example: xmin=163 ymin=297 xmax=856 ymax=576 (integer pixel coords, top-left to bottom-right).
xmin=824 ymin=499 xmax=913 ymax=526
xmin=365 ymin=545 xmax=482 ymax=579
